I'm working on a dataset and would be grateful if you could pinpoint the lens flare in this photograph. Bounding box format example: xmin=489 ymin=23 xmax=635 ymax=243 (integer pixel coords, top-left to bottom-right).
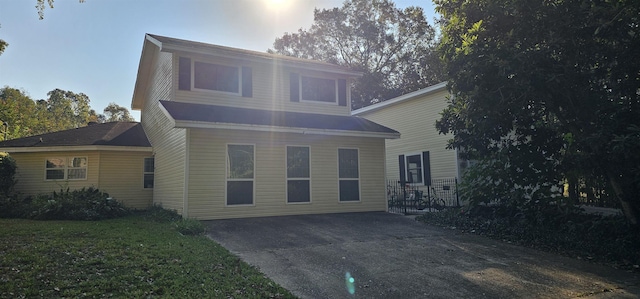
xmin=345 ymin=272 xmax=355 ymax=295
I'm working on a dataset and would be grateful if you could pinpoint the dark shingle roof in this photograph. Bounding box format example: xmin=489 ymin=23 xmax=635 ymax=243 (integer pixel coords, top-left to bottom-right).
xmin=160 ymin=101 xmax=399 ymax=137
xmin=0 ymin=122 xmax=151 ymax=148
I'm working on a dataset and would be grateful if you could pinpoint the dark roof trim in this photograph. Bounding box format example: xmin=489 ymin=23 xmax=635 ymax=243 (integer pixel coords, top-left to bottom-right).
xmin=146 ymin=34 xmax=362 ymax=76
xmin=159 ymin=101 xmax=399 ymax=139
xmin=0 ymin=122 xmax=152 ymax=152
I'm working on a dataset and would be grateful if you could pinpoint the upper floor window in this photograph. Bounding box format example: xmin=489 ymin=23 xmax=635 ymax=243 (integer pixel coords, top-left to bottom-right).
xmin=290 ymin=73 xmax=348 ymax=106
xmin=178 ymin=57 xmax=252 ymax=97
xmin=194 ymin=62 xmax=239 ymax=93
xmin=301 ymin=76 xmax=337 ymax=104
xmin=45 ymin=157 xmax=87 ymax=180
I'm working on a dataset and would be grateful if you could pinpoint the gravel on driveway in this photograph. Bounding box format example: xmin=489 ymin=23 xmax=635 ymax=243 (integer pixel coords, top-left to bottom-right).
xmin=205 ymin=212 xmax=639 ymax=299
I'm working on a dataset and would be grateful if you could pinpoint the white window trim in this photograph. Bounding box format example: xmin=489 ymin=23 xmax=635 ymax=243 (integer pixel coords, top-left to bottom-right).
xmin=285 ymin=145 xmax=312 ymax=205
xmin=143 ymin=157 xmax=154 ymax=189
xmin=191 ymin=60 xmax=242 ymax=96
xmin=404 ymin=152 xmax=424 ymax=185
xmin=337 ymin=147 xmax=361 ymax=203
xmin=44 ymin=156 xmax=88 ymax=181
xmin=299 ymin=75 xmax=339 ymax=105
xmin=225 ymin=143 xmax=256 ymax=207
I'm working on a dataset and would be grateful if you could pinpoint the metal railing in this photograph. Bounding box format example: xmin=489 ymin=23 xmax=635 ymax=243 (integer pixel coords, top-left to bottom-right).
xmin=387 ymin=178 xmax=459 ymax=215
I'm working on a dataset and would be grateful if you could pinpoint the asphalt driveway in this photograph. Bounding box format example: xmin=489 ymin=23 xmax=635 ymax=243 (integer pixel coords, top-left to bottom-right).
xmin=205 ymin=212 xmax=639 ymax=298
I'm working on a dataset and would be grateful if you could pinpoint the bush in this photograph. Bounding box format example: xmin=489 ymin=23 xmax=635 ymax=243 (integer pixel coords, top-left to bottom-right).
xmin=418 ymin=205 xmax=640 ymax=271
xmin=0 ymin=152 xmax=17 ymax=197
xmin=175 ymin=218 xmax=206 ymax=236
xmin=0 ymin=187 xmax=130 ymax=220
xmin=141 ymin=206 xmax=205 ymax=235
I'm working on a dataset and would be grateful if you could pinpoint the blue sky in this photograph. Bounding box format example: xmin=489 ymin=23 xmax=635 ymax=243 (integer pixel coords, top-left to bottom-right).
xmin=0 ymin=0 xmax=436 ymax=121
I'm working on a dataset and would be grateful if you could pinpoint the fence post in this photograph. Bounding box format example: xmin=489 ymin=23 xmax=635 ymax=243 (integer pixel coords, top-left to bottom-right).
xmin=455 ymin=177 xmax=460 ymax=207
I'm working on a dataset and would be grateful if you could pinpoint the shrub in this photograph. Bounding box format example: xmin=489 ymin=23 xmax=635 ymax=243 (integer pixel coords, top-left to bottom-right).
xmin=175 ymin=218 xmax=206 ymax=236
xmin=2 ymin=187 xmax=131 ymax=220
xmin=141 ymin=206 xmax=205 ymax=235
xmin=0 ymin=152 xmax=17 ymax=197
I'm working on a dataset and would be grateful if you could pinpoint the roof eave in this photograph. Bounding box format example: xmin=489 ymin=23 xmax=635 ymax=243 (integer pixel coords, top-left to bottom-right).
xmin=352 ymin=81 xmax=448 ymax=116
xmin=131 ymin=36 xmax=161 ymax=110
xmin=173 ymin=120 xmax=400 ymax=139
xmin=0 ymin=145 xmax=153 ymax=153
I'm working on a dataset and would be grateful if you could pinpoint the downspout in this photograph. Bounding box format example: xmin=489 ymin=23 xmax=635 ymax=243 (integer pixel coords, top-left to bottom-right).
xmin=182 ymin=128 xmax=190 ymax=218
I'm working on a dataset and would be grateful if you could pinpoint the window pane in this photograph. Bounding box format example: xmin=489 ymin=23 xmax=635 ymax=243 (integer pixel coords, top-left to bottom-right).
xmin=406 ymin=154 xmax=422 ymax=183
xmin=71 ymin=157 xmax=87 ymax=168
xmin=46 ymin=169 xmax=65 ymax=180
xmin=227 ymin=181 xmax=254 ymax=205
xmin=287 ymin=146 xmax=309 ymax=178
xmin=338 ymin=149 xmax=359 ymax=178
xmin=301 ymin=76 xmax=336 ymax=103
xmin=227 ymin=145 xmax=254 ymax=179
xmin=144 ymin=173 xmax=154 ymax=189
xmin=68 ymin=169 xmax=86 ymax=180
xmin=339 ymin=180 xmax=360 ymax=201
xmin=287 ymin=180 xmax=310 ymax=203
xmin=144 ymin=158 xmax=154 ymax=173
xmin=46 ymin=158 xmax=65 ymax=169
xmin=194 ymin=62 xmax=239 ymax=93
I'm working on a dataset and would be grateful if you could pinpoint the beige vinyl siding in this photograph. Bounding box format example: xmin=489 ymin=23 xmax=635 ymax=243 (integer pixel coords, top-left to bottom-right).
xmin=172 ymin=53 xmax=351 ymax=116
xmin=98 ymin=151 xmax=153 ymax=209
xmin=186 ymin=129 xmax=386 ymax=220
xmin=141 ymin=51 xmax=187 ymax=213
xmin=10 ymin=151 xmax=100 ymax=196
xmin=357 ymin=89 xmax=458 ymax=181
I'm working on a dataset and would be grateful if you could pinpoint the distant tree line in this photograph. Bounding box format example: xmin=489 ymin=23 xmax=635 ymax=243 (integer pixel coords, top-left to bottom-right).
xmin=0 ymin=86 xmax=134 ymax=141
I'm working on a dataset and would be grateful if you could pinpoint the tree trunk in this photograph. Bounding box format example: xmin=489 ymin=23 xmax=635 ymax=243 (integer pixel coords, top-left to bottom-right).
xmin=608 ymin=175 xmax=639 ymax=227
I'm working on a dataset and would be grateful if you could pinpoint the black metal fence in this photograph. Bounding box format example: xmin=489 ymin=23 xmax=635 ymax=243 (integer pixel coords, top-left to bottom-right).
xmin=387 ymin=178 xmax=460 ymax=215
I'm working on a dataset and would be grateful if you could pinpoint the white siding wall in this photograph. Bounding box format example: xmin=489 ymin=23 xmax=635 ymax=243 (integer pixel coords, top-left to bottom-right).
xmin=140 ymin=50 xmax=187 ymax=213
xmin=11 ymin=151 xmax=101 ymax=196
xmin=172 ymin=53 xmax=352 ymax=116
xmin=9 ymin=150 xmax=151 ymax=209
xmin=186 ymin=129 xmax=386 ymax=220
xmin=357 ymin=89 xmax=459 ymax=181
xmin=98 ymin=151 xmax=153 ymax=209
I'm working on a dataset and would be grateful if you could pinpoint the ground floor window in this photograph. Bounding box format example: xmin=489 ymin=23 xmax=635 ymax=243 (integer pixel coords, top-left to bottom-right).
xmin=226 ymin=144 xmax=254 ymax=205
xmin=287 ymin=146 xmax=310 ymax=203
xmin=399 ymin=151 xmax=431 ymax=186
xmin=45 ymin=157 xmax=87 ymax=180
xmin=143 ymin=157 xmax=154 ymax=189
xmin=338 ymin=148 xmax=360 ymax=202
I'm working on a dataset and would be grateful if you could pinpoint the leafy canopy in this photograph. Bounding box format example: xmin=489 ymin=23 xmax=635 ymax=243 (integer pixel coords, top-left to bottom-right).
xmin=436 ymin=0 xmax=640 ymax=225
xmin=270 ymin=0 xmax=444 ymax=109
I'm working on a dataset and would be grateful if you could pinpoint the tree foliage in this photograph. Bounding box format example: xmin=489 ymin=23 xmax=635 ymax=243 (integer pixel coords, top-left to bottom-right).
xmin=270 ymin=0 xmax=444 ymax=109
xmin=435 ymin=0 xmax=640 ymax=226
xmin=0 ymin=87 xmax=132 ymax=141
xmin=103 ymin=102 xmax=134 ymax=122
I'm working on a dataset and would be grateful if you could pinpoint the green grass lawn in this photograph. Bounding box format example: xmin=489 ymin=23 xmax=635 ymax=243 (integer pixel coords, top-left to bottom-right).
xmin=0 ymin=215 xmax=296 ymax=298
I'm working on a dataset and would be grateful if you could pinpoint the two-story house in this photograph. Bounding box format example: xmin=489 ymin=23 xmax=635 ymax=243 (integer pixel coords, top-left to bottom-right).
xmin=0 ymin=34 xmax=399 ymax=219
xmin=131 ymin=34 xmax=399 ymax=219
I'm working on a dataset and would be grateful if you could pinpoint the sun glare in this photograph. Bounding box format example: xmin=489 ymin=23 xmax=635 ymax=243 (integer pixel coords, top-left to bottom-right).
xmin=263 ymin=0 xmax=292 ymax=12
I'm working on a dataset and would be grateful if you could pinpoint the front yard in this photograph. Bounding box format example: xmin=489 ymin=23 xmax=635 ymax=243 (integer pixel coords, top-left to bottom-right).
xmin=0 ymin=214 xmax=295 ymax=298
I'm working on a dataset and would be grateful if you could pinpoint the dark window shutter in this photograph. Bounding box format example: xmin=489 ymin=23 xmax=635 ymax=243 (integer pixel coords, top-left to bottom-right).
xmin=338 ymin=79 xmax=347 ymax=106
xmin=178 ymin=57 xmax=191 ymax=90
xmin=398 ymin=155 xmax=406 ymax=184
xmin=422 ymin=151 xmax=431 ymax=186
xmin=242 ymin=66 xmax=252 ymax=97
xmin=290 ymin=73 xmax=299 ymax=102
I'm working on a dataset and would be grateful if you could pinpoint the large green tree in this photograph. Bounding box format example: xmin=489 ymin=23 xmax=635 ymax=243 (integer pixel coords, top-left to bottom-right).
xmin=103 ymin=102 xmax=134 ymax=122
xmin=436 ymin=0 xmax=640 ymax=226
xmin=270 ymin=0 xmax=444 ymax=109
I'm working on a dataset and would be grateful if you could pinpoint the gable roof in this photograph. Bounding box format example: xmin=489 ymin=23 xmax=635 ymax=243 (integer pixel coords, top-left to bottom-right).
xmin=0 ymin=122 xmax=152 ymax=153
xmin=351 ymin=82 xmax=448 ymax=116
xmin=159 ymin=101 xmax=399 ymax=139
xmin=132 ymin=34 xmax=362 ymax=110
